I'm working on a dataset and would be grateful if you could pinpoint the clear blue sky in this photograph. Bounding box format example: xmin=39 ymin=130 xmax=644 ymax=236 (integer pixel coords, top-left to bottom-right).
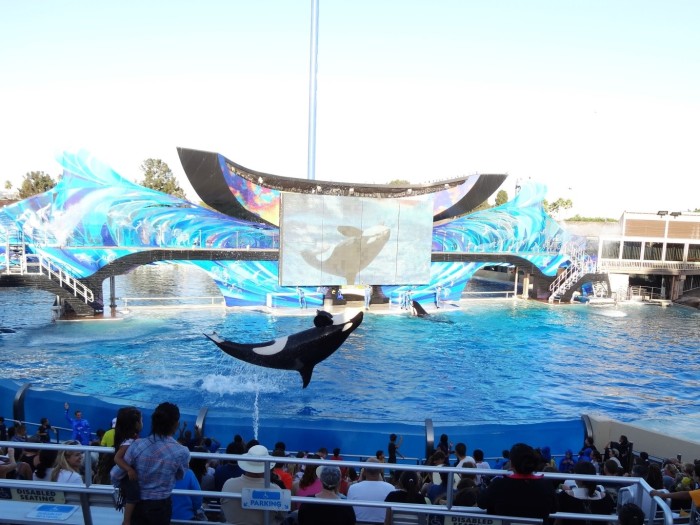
xmin=1 ymin=0 xmax=698 ymax=217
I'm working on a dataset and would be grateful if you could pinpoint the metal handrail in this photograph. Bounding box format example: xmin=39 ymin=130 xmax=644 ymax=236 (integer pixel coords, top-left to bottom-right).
xmin=548 ymin=242 xmax=598 ymax=301
xmin=599 ymin=259 xmax=700 ymax=271
xmin=39 ymin=255 xmax=94 ymax=304
xmin=0 ymin=441 xmax=674 ymax=525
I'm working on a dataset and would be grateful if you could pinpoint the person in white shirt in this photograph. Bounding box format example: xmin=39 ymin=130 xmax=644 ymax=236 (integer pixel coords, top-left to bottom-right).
xmin=473 ymin=449 xmax=491 ymax=486
xmin=347 ymin=457 xmax=394 ymax=524
xmin=453 ymin=442 xmax=475 ymax=488
xmin=51 ymin=441 xmax=83 ymax=484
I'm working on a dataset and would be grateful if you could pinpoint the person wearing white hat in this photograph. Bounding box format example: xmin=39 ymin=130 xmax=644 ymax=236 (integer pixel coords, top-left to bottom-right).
xmin=221 ymin=444 xmax=285 ymax=524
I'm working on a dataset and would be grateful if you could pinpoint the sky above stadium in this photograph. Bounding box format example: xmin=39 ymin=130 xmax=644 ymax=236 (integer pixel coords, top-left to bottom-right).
xmin=1 ymin=1 xmax=698 ymax=218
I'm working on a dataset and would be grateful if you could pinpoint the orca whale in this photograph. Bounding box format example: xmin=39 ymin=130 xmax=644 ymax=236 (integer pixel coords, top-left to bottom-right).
xmin=301 ymin=224 xmax=390 ymax=284
xmin=205 ymin=310 xmax=363 ymax=388
xmin=411 ymin=300 xmax=430 ymax=317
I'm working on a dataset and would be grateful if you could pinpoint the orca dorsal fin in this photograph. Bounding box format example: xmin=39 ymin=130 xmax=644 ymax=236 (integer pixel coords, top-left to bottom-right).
xmin=299 ymin=365 xmax=314 ymax=388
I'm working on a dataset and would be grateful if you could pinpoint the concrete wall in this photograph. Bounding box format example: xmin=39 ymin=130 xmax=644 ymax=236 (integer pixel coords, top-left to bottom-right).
xmin=587 ymin=414 xmax=700 ymax=462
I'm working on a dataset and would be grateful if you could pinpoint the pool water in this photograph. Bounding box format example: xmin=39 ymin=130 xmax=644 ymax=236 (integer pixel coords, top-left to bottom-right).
xmin=1 ymin=265 xmax=699 ymax=444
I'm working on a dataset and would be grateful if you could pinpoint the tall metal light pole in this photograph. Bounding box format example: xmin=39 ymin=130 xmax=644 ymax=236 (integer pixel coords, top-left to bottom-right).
xmin=307 ymin=0 xmax=319 ymax=181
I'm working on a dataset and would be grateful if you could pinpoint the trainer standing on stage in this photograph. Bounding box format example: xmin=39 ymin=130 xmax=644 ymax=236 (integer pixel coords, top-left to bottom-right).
xmin=64 ymin=402 xmax=91 ymax=445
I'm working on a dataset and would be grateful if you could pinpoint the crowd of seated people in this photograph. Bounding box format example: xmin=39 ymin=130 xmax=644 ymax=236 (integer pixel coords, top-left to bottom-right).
xmin=4 ymin=414 xmax=700 ymax=525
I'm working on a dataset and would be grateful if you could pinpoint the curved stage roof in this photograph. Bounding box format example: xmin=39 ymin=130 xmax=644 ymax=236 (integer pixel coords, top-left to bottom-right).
xmin=177 ymin=147 xmax=508 ymax=226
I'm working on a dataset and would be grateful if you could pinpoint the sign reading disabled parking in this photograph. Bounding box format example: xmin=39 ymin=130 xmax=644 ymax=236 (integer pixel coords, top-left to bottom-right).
xmin=241 ymin=488 xmax=291 ymax=511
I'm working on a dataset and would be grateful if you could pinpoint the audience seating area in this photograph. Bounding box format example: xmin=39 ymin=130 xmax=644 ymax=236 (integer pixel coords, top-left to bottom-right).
xmin=0 ymin=440 xmax=690 ymax=525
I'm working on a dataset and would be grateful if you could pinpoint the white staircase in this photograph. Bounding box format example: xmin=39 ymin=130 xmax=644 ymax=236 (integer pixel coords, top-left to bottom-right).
xmin=38 ymin=255 xmax=95 ymax=304
xmin=548 ymin=243 xmax=597 ymax=303
xmin=2 ymin=225 xmax=94 ymax=305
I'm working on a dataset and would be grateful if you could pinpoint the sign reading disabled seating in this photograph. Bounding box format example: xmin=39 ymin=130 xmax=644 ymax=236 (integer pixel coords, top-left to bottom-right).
xmin=441 ymin=518 xmax=502 ymax=525
xmin=10 ymin=488 xmax=66 ymax=503
xmin=241 ymin=488 xmax=291 ymax=511
xmin=26 ymin=504 xmax=79 ymax=521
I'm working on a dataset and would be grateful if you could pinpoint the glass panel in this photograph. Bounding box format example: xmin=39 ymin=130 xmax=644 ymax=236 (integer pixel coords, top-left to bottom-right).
xmin=622 ymin=241 xmax=641 ymax=260
xmin=689 ymin=244 xmax=700 ymax=262
xmin=601 ymin=240 xmax=620 ymax=259
xmin=665 ymin=243 xmax=684 ymax=262
xmin=644 ymin=242 xmax=663 ymax=261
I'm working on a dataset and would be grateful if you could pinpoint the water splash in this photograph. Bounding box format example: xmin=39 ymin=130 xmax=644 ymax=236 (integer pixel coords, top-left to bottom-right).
xmin=253 ymin=386 xmax=260 ymax=440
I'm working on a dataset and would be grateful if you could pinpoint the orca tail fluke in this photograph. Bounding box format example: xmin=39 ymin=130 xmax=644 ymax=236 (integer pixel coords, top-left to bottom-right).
xmin=299 ymin=365 xmax=314 ymax=389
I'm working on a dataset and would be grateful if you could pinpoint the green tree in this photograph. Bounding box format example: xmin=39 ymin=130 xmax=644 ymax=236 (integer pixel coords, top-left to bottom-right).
xmin=387 ymin=179 xmax=411 ymax=186
xmin=139 ymin=158 xmax=187 ymax=199
xmin=4 ymin=180 xmax=11 ymax=190
xmin=18 ymin=171 xmax=57 ymax=199
xmin=495 ymin=190 xmax=508 ymax=206
xmin=543 ymin=197 xmax=573 ymax=215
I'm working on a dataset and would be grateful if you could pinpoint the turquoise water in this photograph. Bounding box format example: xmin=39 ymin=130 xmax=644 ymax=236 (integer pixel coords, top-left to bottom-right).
xmin=1 ymin=265 xmax=699 ymax=440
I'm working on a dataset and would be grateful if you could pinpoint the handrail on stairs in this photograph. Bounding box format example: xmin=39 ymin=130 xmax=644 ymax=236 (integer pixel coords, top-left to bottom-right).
xmin=38 ymin=255 xmax=95 ymax=304
xmin=548 ymin=242 xmax=598 ymax=302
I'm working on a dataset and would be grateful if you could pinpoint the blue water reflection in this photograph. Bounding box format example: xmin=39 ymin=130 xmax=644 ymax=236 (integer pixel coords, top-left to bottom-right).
xmin=1 ymin=265 xmax=698 ymax=439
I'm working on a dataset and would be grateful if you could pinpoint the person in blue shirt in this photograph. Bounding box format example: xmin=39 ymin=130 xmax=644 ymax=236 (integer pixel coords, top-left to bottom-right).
xmin=64 ymin=402 xmax=91 ymax=445
xmin=171 ymin=467 xmax=203 ymax=522
xmin=558 ymin=449 xmax=576 ymax=473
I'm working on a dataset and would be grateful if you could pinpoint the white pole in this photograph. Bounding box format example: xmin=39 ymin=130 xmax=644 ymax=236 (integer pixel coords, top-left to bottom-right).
xmin=307 ymin=0 xmax=319 ymax=181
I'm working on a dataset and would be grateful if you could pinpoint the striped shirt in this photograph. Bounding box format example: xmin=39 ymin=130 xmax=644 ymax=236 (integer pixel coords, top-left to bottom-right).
xmin=124 ymin=435 xmax=190 ymax=500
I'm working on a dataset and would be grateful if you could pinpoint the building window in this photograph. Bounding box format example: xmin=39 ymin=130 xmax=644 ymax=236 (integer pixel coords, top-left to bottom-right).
xmin=665 ymin=243 xmax=684 ymax=262
xmin=601 ymin=240 xmax=620 ymax=259
xmin=644 ymin=242 xmax=663 ymax=261
xmin=622 ymin=241 xmax=642 ymax=260
xmin=689 ymin=244 xmax=700 ymax=262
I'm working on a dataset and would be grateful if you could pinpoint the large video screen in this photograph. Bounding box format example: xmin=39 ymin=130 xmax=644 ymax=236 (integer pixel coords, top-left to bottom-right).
xmin=280 ymin=193 xmax=434 ymax=286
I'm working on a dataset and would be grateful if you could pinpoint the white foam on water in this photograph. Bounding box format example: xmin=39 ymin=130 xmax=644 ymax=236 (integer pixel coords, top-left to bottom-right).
xmin=592 ymin=308 xmax=627 ymax=318
xmin=143 ymin=375 xmax=192 ymax=390
xmin=200 ymin=373 xmax=284 ymax=395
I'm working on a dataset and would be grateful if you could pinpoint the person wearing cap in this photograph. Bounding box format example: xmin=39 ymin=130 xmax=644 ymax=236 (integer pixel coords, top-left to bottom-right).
xmin=347 ymin=457 xmax=394 ymax=524
xmin=101 ymin=417 xmax=118 ymax=447
xmin=298 ymin=465 xmax=356 ymax=524
xmin=221 ymin=444 xmax=285 ymax=524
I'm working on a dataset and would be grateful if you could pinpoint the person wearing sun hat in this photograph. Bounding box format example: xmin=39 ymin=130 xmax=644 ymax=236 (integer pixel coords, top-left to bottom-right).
xmin=221 ymin=444 xmax=285 ymax=524
xmin=297 ymin=465 xmax=356 ymax=524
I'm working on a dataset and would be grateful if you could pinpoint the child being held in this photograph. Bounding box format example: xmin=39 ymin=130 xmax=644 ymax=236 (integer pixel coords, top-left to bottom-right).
xmin=110 ymin=407 xmax=143 ymax=525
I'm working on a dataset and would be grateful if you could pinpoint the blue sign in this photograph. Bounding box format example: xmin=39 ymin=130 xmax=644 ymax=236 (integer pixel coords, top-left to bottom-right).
xmin=241 ymin=488 xmax=291 ymax=511
xmin=26 ymin=504 xmax=79 ymax=521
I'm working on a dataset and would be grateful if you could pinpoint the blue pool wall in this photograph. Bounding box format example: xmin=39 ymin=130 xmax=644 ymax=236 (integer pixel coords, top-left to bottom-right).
xmin=1 ymin=379 xmax=583 ymax=461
